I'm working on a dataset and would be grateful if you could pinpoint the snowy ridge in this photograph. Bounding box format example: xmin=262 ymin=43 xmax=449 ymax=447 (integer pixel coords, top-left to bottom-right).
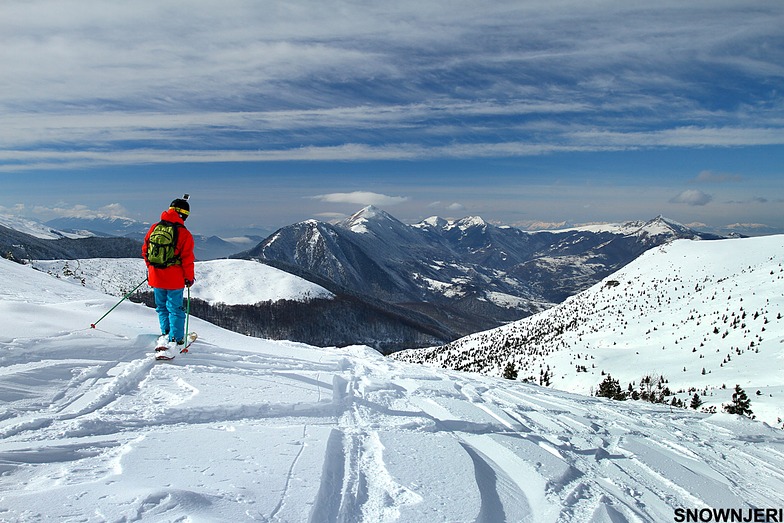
xmin=1 ymin=257 xmax=783 ymax=520
xmin=32 ymin=258 xmax=333 ymax=305
xmin=0 ymin=214 xmax=90 ymax=239
xmin=539 ymin=215 xmax=692 ymax=236
xmin=394 ymin=235 xmax=784 ymax=427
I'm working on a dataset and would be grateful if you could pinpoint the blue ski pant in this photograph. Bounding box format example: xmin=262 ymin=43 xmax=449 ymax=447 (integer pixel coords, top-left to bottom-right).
xmin=153 ymin=287 xmax=186 ymax=342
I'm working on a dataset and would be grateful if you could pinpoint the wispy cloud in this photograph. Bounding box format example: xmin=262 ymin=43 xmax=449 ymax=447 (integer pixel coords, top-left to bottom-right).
xmin=4 ymin=124 xmax=783 ymax=172
xmin=309 ymin=191 xmax=410 ymax=206
xmin=0 ymin=1 xmax=781 ymax=171
xmin=693 ymin=170 xmax=743 ymax=183
xmin=725 ymin=196 xmax=772 ymax=205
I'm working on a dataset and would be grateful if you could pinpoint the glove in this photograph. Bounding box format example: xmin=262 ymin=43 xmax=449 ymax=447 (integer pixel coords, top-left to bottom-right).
xmin=185 ymin=279 xmax=194 ymax=287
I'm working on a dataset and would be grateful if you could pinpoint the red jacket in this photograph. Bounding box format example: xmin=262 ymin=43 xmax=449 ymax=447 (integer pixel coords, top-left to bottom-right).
xmin=142 ymin=209 xmax=195 ymax=290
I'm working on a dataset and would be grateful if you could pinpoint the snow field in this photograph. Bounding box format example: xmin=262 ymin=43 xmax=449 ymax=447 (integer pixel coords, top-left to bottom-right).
xmin=1 ymin=257 xmax=784 ymax=521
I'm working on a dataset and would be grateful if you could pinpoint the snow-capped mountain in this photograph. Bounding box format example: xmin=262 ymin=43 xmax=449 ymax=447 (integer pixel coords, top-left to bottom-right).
xmin=0 ymin=222 xmax=141 ymax=261
xmin=1 ymin=254 xmax=783 ymax=521
xmin=240 ymin=206 xmax=723 ymax=340
xmin=393 ymin=234 xmax=784 ymax=427
xmin=544 ymin=215 xmax=710 ymax=237
xmin=0 ymin=214 xmax=260 ymax=260
xmin=6 ymin=208 xmax=728 ymax=352
xmin=45 ymin=215 xmax=257 ymax=260
xmin=0 ymin=214 xmax=92 ymax=239
xmin=46 ymin=215 xmax=149 ymax=238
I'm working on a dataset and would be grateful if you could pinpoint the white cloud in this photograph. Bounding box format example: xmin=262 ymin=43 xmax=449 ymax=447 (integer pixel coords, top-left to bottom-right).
xmin=310 ymin=191 xmax=410 ymax=206
xmin=669 ymin=189 xmax=713 ymax=206
xmin=29 ymin=203 xmax=132 ymax=220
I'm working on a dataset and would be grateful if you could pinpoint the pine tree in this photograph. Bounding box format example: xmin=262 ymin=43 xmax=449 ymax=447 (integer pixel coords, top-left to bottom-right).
xmin=690 ymin=393 xmax=703 ymax=410
xmin=502 ymin=362 xmax=518 ymax=380
xmin=723 ymin=384 xmax=754 ymax=417
xmin=596 ymin=374 xmax=625 ymax=400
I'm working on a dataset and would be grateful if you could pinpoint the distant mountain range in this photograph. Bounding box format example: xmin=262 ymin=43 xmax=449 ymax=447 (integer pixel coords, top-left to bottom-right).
xmin=42 ymin=216 xmax=264 ymax=260
xmin=2 ymin=208 xmax=727 ymax=352
xmin=0 ymin=223 xmax=140 ymax=261
xmin=237 ymin=206 xmax=723 ymax=342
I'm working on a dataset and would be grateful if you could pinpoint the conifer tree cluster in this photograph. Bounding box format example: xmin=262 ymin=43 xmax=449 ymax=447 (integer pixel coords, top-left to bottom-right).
xmin=596 ymin=374 xmax=626 ymax=401
xmin=595 ymin=376 xmax=756 ymax=419
xmin=596 ymin=373 xmax=674 ymax=404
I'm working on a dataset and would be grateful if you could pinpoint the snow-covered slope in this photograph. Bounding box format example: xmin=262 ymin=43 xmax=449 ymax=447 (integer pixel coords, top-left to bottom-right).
xmin=0 ymin=214 xmax=91 ymax=239
xmin=191 ymin=259 xmax=334 ymax=304
xmin=1 ymin=258 xmax=783 ymax=521
xmin=32 ymin=258 xmax=333 ymax=305
xmin=394 ymin=235 xmax=784 ymax=427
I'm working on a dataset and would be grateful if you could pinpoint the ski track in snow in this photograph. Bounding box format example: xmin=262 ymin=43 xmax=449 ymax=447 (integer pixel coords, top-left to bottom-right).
xmin=1 ymin=258 xmax=784 ymax=520
xmin=1 ymin=331 xmax=783 ymax=522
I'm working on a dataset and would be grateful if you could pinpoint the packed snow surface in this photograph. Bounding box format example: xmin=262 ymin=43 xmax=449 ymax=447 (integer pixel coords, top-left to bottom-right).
xmin=1 ymin=258 xmax=783 ymax=521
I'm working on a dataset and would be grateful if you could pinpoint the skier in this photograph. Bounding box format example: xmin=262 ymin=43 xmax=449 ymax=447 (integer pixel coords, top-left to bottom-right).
xmin=142 ymin=196 xmax=196 ymax=355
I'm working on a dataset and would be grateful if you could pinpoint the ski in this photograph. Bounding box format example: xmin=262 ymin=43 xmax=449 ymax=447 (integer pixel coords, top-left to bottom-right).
xmin=154 ymin=332 xmax=197 ymax=361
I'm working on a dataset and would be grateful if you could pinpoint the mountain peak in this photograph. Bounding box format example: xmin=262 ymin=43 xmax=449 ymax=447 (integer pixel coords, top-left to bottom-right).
xmin=352 ymin=205 xmax=386 ymax=219
xmin=414 ymin=215 xmax=489 ymax=233
xmin=456 ymin=216 xmax=488 ymax=229
xmin=339 ymin=206 xmax=402 ymax=234
xmin=417 ymin=216 xmax=449 ymax=230
xmin=635 ymin=215 xmax=695 ymax=238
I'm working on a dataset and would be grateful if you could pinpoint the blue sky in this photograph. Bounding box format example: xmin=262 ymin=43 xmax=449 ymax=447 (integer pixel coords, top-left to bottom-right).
xmin=1 ymin=0 xmax=783 ymax=236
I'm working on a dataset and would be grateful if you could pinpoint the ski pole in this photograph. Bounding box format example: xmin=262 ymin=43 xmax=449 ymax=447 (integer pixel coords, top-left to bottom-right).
xmin=181 ymin=285 xmax=191 ymax=353
xmin=90 ymin=277 xmax=148 ymax=328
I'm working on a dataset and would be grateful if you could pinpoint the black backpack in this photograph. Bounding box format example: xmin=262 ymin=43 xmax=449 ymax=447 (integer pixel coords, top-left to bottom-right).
xmin=145 ymin=221 xmax=182 ymax=268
